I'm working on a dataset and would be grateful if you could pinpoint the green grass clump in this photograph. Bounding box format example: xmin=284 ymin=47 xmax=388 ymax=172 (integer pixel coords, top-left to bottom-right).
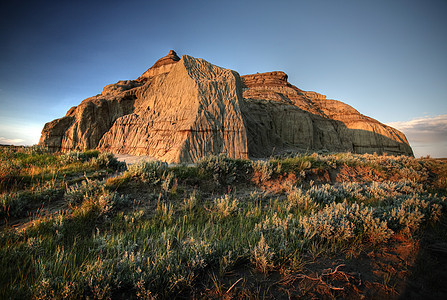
xmin=269 ymin=155 xmax=313 ymax=173
xmin=0 ymin=187 xmax=64 ymax=219
xmin=0 ymin=146 xmax=125 ymax=193
xmin=60 ymin=149 xmax=100 ymax=164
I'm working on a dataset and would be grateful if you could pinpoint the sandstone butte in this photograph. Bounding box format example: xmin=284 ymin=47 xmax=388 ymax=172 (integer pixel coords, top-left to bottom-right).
xmin=39 ymin=50 xmax=413 ymax=163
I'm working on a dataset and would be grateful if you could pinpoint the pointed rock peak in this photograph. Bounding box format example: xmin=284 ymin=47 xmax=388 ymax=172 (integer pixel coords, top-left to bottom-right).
xmin=151 ymin=50 xmax=180 ymax=69
xmin=138 ymin=50 xmax=181 ymax=81
xmin=168 ymin=50 xmax=179 ymax=58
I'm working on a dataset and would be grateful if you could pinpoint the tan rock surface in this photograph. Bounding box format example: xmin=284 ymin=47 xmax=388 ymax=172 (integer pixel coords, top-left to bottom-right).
xmin=97 ymin=55 xmax=248 ymax=163
xmin=241 ymin=72 xmax=413 ymax=156
xmin=311 ymin=99 xmax=412 ymax=153
xmin=39 ymin=88 xmax=137 ymax=152
xmin=39 ymin=50 xmax=413 ymax=161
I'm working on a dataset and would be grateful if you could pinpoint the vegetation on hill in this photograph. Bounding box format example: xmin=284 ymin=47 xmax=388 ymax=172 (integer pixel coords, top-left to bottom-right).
xmin=1 ymin=145 xmax=446 ymax=299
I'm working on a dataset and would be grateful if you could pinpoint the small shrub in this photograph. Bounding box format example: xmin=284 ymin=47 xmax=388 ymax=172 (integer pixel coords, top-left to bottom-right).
xmin=197 ymin=154 xmax=250 ymax=185
xmin=67 ymin=178 xmax=129 ymax=216
xmin=212 ymin=194 xmax=239 ymax=219
xmin=252 ymin=234 xmax=274 ymax=274
xmin=73 ymin=189 xmax=113 ymax=217
xmin=61 ymin=150 xmax=99 ymax=164
xmin=90 ymin=152 xmax=126 ymax=171
xmin=383 ymin=194 xmax=444 ymax=234
xmin=110 ymin=193 xmax=132 ymax=211
xmin=287 ymin=187 xmax=317 ymax=212
xmin=127 ymin=160 xmax=168 ymax=183
xmin=252 ymin=160 xmax=274 ymax=182
xmin=300 ymin=201 xmax=393 ymax=244
xmin=255 ymin=212 xmax=294 ymax=238
xmin=65 ymin=178 xmax=104 ymax=207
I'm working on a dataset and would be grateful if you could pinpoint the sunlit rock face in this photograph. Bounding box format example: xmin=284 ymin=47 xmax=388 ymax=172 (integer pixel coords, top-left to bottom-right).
xmin=97 ymin=55 xmax=248 ymax=162
xmin=39 ymin=50 xmax=413 ymax=162
xmin=39 ymin=51 xmax=248 ymax=162
xmin=240 ymin=72 xmax=413 ymax=157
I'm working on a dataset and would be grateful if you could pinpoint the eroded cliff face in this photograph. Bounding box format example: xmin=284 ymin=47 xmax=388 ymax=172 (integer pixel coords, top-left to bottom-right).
xmin=40 ymin=51 xmax=248 ymax=163
xmin=39 ymin=82 xmax=139 ymax=152
xmin=240 ymin=71 xmax=413 ymax=157
xmin=39 ymin=50 xmax=413 ymax=161
xmin=97 ymin=55 xmax=248 ymax=162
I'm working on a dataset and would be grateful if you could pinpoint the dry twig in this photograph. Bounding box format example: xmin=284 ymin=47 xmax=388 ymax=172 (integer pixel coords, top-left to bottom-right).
xmin=294 ymin=264 xmax=348 ymax=291
xmin=226 ymin=277 xmax=243 ymax=294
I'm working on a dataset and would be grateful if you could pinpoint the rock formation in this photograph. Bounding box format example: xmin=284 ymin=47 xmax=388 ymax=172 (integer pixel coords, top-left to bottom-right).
xmin=97 ymin=55 xmax=248 ymax=162
xmin=240 ymin=71 xmax=413 ymax=157
xmin=39 ymin=50 xmax=413 ymax=162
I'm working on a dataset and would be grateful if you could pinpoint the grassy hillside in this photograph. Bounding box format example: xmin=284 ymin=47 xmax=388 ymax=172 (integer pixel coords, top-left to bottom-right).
xmin=1 ymin=146 xmax=446 ymax=299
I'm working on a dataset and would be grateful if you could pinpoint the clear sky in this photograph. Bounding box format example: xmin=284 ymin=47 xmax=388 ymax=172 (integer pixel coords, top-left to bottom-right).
xmin=1 ymin=0 xmax=446 ymax=157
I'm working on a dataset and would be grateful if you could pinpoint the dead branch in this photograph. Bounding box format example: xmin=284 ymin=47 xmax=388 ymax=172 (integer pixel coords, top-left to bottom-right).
xmin=275 ymin=264 xmax=351 ymax=291
xmin=226 ymin=277 xmax=243 ymax=294
xmin=297 ymin=264 xmax=347 ymax=291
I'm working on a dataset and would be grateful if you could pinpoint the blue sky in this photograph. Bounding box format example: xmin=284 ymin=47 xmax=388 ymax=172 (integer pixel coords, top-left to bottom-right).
xmin=0 ymin=0 xmax=446 ymax=157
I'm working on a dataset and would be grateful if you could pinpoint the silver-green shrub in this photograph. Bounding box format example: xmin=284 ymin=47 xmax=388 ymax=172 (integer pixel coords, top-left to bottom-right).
xmin=300 ymin=201 xmax=393 ymax=244
xmin=197 ymin=154 xmax=250 ymax=185
xmin=65 ymin=178 xmax=104 ymax=207
xmin=60 ymin=150 xmax=97 ymax=164
xmin=251 ymin=160 xmax=274 ymax=182
xmin=212 ymin=194 xmax=239 ymax=219
xmin=287 ymin=187 xmax=317 ymax=212
xmin=90 ymin=152 xmax=126 ymax=170
xmin=127 ymin=160 xmax=168 ymax=183
xmin=383 ymin=194 xmax=444 ymax=233
xmin=66 ymin=178 xmax=130 ymax=214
